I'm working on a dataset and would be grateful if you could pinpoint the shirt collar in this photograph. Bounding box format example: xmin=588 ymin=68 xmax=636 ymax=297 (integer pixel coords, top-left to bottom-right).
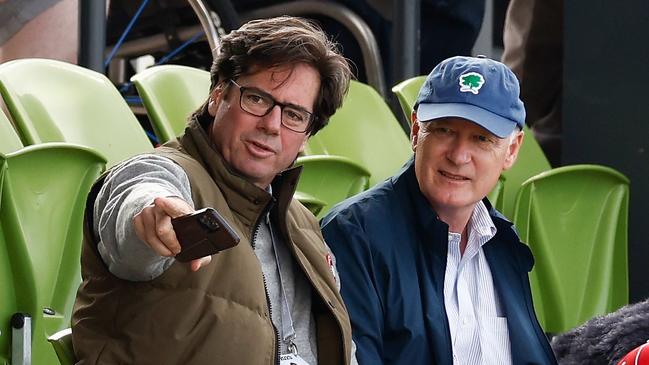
xmin=468 ymin=201 xmax=497 ymax=247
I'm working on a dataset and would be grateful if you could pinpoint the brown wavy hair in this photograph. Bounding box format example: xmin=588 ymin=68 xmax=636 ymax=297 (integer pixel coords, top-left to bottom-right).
xmin=192 ymin=16 xmax=351 ymax=135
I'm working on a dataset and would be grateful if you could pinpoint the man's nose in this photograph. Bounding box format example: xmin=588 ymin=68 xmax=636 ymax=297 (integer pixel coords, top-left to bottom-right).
xmin=258 ymin=105 xmax=282 ymax=134
xmin=446 ymin=138 xmax=472 ymax=165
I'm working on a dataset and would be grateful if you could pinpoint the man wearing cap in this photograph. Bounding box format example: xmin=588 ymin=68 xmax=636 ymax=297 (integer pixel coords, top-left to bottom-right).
xmin=321 ymin=56 xmax=557 ymax=364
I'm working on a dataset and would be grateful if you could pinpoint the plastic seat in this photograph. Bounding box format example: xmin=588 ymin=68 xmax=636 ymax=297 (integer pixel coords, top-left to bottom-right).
xmin=391 ymin=75 xmax=551 ymax=217
xmin=131 ymin=65 xmax=211 ymax=143
xmin=305 ymin=80 xmax=412 ymax=187
xmin=512 ymin=165 xmax=629 ymax=333
xmin=0 ymin=143 xmax=106 ymax=364
xmin=0 ymin=58 xmax=153 ymax=167
xmin=48 ymin=328 xmax=76 ymax=365
xmin=295 ymin=155 xmax=371 ymax=217
xmin=391 ymin=75 xmax=426 ymax=123
xmin=293 ymin=191 xmax=327 ymax=217
xmin=0 ymin=109 xmax=23 ymax=154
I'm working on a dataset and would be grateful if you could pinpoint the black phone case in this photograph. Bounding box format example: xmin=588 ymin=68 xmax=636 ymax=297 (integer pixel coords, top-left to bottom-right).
xmin=171 ymin=207 xmax=240 ymax=262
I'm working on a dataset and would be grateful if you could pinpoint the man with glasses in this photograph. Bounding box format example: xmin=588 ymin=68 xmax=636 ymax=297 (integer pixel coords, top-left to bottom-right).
xmin=72 ymin=16 xmax=355 ymax=365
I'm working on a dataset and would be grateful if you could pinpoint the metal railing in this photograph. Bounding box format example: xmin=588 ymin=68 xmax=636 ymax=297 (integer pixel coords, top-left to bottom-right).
xmin=242 ymin=1 xmax=386 ymax=97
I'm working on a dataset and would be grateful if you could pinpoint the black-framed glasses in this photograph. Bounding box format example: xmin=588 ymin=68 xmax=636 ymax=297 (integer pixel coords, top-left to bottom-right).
xmin=229 ymin=80 xmax=315 ymax=133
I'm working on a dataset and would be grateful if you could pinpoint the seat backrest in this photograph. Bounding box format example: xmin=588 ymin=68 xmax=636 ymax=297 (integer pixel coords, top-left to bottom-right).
xmin=0 ymin=58 xmax=152 ymax=167
xmin=0 ymin=109 xmax=23 ymax=154
xmin=0 ymin=143 xmax=105 ymax=364
xmin=294 ymin=155 xmax=371 ymax=217
xmin=306 ymin=80 xmax=412 ymax=187
xmin=390 ymin=75 xmax=552 ymax=217
xmin=131 ymin=65 xmax=211 ymax=143
xmin=512 ymin=164 xmax=629 ymax=333
xmin=391 ymin=75 xmax=426 ymax=123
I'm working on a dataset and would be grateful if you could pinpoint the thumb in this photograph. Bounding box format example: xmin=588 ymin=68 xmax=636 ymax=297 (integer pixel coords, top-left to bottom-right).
xmin=190 ymin=255 xmax=212 ymax=272
xmin=153 ymin=196 xmax=193 ymax=218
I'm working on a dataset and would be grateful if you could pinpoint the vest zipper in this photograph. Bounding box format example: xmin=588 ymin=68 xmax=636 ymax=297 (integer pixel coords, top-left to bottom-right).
xmin=261 ymin=273 xmax=281 ymax=365
xmin=252 ymin=210 xmax=281 ymax=365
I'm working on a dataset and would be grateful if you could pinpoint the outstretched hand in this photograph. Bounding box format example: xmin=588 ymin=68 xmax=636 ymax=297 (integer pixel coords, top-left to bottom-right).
xmin=133 ymin=196 xmax=212 ymax=271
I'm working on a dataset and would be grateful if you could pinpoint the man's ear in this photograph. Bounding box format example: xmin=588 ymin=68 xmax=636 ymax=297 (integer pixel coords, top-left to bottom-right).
xmin=207 ymin=83 xmax=226 ymax=116
xmin=503 ymin=130 xmax=524 ymax=170
xmin=298 ymin=136 xmax=308 ymax=153
xmin=410 ymin=112 xmax=420 ymax=152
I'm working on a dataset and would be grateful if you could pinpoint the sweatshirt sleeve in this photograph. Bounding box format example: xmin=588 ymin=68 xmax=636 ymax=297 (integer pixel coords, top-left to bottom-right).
xmin=93 ymin=154 xmax=194 ymax=281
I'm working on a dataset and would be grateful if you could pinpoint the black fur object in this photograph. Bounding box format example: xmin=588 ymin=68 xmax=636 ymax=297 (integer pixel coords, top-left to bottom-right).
xmin=551 ymin=298 xmax=649 ymax=365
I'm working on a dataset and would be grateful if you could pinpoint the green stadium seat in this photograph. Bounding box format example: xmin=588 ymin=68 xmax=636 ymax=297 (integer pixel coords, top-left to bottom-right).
xmin=131 ymin=65 xmax=211 ymax=143
xmin=512 ymin=165 xmax=629 ymax=333
xmin=391 ymin=75 xmax=426 ymax=123
xmin=0 ymin=58 xmax=152 ymax=167
xmin=293 ymin=191 xmax=326 ymax=217
xmin=306 ymin=80 xmax=412 ymax=187
xmin=295 ymin=155 xmax=370 ymax=217
xmin=0 ymin=143 xmax=105 ymax=364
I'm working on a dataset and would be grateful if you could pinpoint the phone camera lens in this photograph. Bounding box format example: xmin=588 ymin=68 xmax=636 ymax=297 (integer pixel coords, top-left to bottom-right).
xmin=199 ymin=213 xmax=220 ymax=231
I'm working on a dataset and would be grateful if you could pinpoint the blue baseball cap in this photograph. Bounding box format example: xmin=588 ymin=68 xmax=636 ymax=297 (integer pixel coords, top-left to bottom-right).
xmin=414 ymin=56 xmax=525 ymax=138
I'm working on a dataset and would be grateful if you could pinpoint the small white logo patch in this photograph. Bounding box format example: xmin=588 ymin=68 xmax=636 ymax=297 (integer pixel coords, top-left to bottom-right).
xmin=459 ymin=72 xmax=485 ymax=94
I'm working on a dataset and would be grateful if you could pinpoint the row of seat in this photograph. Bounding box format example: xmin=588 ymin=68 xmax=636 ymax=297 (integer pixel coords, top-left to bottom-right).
xmin=0 ymin=59 xmax=630 ymax=364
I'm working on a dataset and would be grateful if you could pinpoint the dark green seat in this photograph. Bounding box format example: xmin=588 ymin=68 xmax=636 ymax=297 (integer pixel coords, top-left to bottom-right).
xmin=512 ymin=165 xmax=629 ymax=333
xmin=0 ymin=58 xmax=152 ymax=167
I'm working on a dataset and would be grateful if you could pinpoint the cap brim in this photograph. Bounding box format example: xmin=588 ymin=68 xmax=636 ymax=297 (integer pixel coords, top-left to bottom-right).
xmin=416 ymin=103 xmax=518 ymax=138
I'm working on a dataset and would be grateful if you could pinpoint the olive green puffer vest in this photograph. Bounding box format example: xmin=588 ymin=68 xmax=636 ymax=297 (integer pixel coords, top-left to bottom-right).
xmin=72 ymin=119 xmax=352 ymax=365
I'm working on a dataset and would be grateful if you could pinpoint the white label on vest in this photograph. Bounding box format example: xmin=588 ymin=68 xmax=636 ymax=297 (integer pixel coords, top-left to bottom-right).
xmin=279 ymin=353 xmax=310 ymax=365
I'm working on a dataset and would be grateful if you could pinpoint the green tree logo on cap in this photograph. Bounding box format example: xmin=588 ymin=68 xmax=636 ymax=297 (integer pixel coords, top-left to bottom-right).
xmin=459 ymin=72 xmax=485 ymax=94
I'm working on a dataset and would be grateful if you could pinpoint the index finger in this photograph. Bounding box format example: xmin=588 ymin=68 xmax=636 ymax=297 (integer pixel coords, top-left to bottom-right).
xmin=154 ymin=196 xmax=193 ymax=218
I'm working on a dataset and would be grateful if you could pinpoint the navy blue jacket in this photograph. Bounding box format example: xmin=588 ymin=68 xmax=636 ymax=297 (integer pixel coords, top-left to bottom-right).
xmin=321 ymin=158 xmax=557 ymax=365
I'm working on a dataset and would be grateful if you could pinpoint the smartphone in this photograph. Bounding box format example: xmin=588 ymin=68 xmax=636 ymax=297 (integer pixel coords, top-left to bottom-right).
xmin=171 ymin=207 xmax=240 ymax=262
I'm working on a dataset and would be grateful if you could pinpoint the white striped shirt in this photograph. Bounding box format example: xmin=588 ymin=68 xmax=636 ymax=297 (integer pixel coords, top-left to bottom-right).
xmin=443 ymin=201 xmax=512 ymax=365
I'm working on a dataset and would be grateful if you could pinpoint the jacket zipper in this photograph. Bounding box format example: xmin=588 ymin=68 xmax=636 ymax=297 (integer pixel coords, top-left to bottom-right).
xmin=251 ymin=211 xmax=281 ymax=365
